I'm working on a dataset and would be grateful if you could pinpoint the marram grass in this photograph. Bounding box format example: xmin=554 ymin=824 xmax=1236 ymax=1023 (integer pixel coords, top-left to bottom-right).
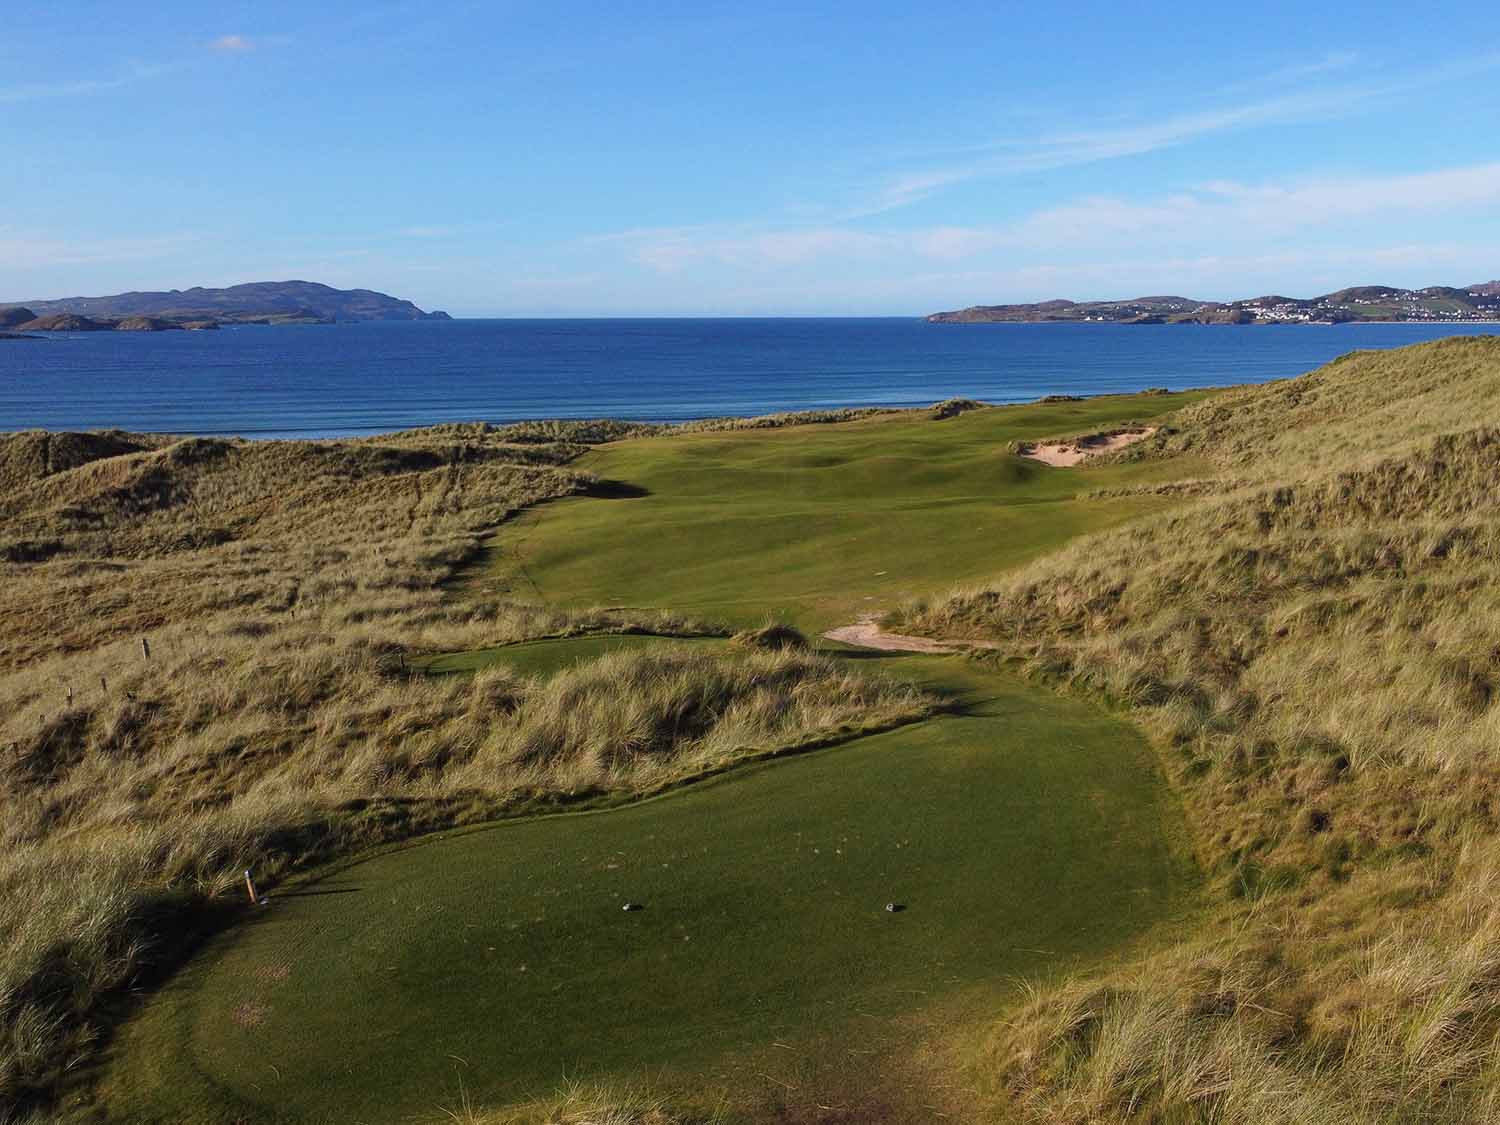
xmin=899 ymin=335 xmax=1500 ymax=1122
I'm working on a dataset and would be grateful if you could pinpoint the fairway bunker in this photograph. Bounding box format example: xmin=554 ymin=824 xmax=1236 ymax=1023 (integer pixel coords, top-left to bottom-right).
xmin=1019 ymin=426 xmax=1157 ymax=466
xmin=823 ymin=612 xmax=1000 ymax=654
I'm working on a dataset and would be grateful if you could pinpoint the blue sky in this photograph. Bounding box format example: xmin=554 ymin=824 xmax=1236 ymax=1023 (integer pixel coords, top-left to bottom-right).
xmin=2 ymin=1 xmax=1498 ymax=315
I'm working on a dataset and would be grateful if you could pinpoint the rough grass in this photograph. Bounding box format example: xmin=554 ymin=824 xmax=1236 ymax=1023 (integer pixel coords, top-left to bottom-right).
xmin=436 ymin=1078 xmax=718 ymax=1125
xmin=424 ymin=406 xmax=897 ymax=450
xmin=730 ymin=621 xmax=811 ymax=651
xmin=899 ymin=335 xmax=1500 ymax=1122
xmin=0 ymin=423 xmax=933 ymax=1116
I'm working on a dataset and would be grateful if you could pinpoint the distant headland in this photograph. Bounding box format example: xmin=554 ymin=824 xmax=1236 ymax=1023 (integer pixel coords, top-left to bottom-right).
xmin=0 ymin=280 xmax=451 ymax=332
xmin=928 ymin=281 xmax=1500 ymax=325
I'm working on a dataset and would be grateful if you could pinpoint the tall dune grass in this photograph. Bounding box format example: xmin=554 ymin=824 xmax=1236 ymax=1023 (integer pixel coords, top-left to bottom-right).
xmin=899 ymin=335 xmax=1500 ymax=1121
xmin=435 ymin=1076 xmax=721 ymax=1124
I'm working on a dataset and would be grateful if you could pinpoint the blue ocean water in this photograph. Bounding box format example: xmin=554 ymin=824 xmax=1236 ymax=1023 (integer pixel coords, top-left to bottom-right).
xmin=0 ymin=319 xmax=1493 ymax=438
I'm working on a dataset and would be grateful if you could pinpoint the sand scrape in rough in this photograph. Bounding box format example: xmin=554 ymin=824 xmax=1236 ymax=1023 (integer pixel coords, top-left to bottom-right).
xmin=823 ymin=614 xmax=1000 ymax=654
xmin=1020 ymin=427 xmax=1156 ymax=467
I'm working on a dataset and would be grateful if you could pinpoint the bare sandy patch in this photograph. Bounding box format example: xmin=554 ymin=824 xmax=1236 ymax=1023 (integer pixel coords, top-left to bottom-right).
xmin=233 ymin=999 xmax=270 ymax=1028
xmin=1019 ymin=426 xmax=1156 ymax=467
xmin=823 ymin=614 xmax=1000 ymax=654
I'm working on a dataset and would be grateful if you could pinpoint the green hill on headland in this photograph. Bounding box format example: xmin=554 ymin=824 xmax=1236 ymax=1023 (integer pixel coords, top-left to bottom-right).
xmin=0 ymin=280 xmax=451 ymax=329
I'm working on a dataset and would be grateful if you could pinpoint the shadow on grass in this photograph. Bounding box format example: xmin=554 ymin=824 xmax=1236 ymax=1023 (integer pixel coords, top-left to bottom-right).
xmin=819 ymin=647 xmax=908 ymax=663
xmin=58 ymin=895 xmax=243 ymax=1117
xmin=823 ymin=648 xmax=985 ymax=717
xmin=277 ymin=886 xmax=363 ymax=898
xmin=582 ymin=478 xmax=650 ymax=499
xmin=929 ymin=685 xmax=988 ymax=719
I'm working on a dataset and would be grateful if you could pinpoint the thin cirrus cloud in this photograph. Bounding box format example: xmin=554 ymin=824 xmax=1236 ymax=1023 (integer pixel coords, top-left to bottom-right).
xmin=957 ymin=241 xmax=1500 ymax=298
xmin=207 ymin=34 xmax=256 ymax=51
xmin=843 ymin=87 xmax=1376 ymax=217
xmin=630 ymin=228 xmax=889 ymax=272
xmin=618 ymin=161 xmax=1500 ymax=274
xmin=0 ymin=230 xmax=201 ymax=272
xmin=0 ymin=62 xmax=175 ymax=104
xmin=1010 ymin=162 xmax=1500 ymax=250
xmin=849 ymin=49 xmax=1500 ymax=218
xmin=852 ymin=86 xmax=1379 ymax=217
xmin=670 ymin=238 xmax=1500 ymax=315
xmin=1215 ymin=48 xmax=1361 ymax=95
xmin=398 ymin=225 xmax=460 ymax=239
xmin=0 ymin=32 xmax=273 ymax=105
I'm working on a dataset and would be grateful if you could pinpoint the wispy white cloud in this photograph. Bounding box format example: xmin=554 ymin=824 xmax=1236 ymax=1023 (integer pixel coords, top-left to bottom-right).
xmin=842 ymin=92 xmax=1355 ymax=218
xmin=1217 ymin=49 xmax=1360 ymax=94
xmin=851 ymin=86 xmax=1378 ymax=217
xmin=630 ymin=228 xmax=888 ymax=272
xmin=848 ymin=49 xmax=1500 ymax=218
xmin=1008 ymin=162 xmax=1500 ymax=249
xmin=844 ymin=169 xmax=975 ymax=218
xmin=1023 ymin=88 xmax=1374 ymax=168
xmin=0 ymin=62 xmax=174 ymax=104
xmin=611 ymin=161 xmax=1500 ymax=277
xmin=918 ymin=241 xmax=1500 ymax=303
xmin=393 ymin=222 xmax=515 ymax=242
xmin=629 ymin=240 xmax=1500 ymax=315
xmin=0 ymin=230 xmax=201 ymax=276
xmin=0 ymin=30 xmax=282 ymax=105
xmin=1272 ymin=48 xmax=1361 ymax=81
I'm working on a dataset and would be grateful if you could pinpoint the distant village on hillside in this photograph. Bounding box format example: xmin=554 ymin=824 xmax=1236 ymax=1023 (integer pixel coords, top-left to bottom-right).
xmin=928 ymin=282 xmax=1500 ymax=325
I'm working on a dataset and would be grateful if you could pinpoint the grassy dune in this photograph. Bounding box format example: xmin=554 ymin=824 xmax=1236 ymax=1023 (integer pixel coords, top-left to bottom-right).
xmin=899 ymin=335 xmax=1500 ymax=1121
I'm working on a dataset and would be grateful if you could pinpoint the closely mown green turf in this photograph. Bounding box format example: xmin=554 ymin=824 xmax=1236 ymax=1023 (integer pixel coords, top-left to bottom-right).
xmin=99 ymin=659 xmax=1192 ymax=1124
xmin=416 ymin=633 xmax=727 ymax=678
xmin=483 ymin=394 xmax=1212 ymax=633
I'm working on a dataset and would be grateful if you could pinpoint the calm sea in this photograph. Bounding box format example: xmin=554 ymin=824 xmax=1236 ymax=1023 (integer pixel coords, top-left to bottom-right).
xmin=0 ymin=319 xmax=1493 ymax=438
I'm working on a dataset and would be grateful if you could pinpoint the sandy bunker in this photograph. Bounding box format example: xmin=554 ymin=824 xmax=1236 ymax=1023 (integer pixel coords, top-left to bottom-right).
xmin=823 ymin=613 xmax=1000 ymax=654
xmin=1020 ymin=426 xmax=1156 ymax=467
